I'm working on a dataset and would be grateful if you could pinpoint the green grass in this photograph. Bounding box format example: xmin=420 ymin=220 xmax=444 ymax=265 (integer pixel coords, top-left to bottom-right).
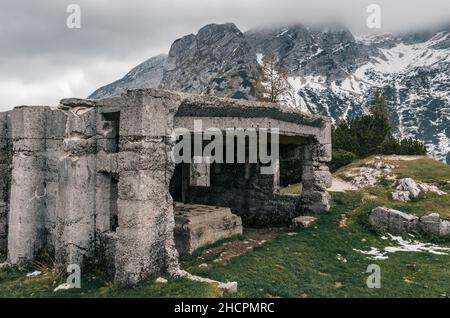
xmin=393 ymin=157 xmax=450 ymax=184
xmin=334 ymin=155 xmax=450 ymax=219
xmin=363 ymin=185 xmax=450 ymax=219
xmin=336 ymin=155 xmax=450 ymax=185
xmin=0 ymin=268 xmax=223 ymax=298
xmin=185 ymin=192 xmax=450 ymax=297
xmin=1 ymin=191 xmax=449 ymax=298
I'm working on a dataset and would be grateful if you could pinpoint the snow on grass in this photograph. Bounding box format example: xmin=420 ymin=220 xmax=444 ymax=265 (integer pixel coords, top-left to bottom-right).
xmin=353 ymin=247 xmax=389 ymax=260
xmin=353 ymin=233 xmax=450 ymax=260
xmin=54 ymin=283 xmax=74 ymax=292
xmin=26 ymin=271 xmax=42 ymax=278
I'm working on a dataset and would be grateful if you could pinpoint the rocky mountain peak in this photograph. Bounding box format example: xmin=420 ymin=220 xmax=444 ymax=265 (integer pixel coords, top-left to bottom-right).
xmin=88 ymin=54 xmax=167 ymax=99
xmin=88 ymin=23 xmax=450 ymax=164
xmin=160 ymin=23 xmax=257 ymax=99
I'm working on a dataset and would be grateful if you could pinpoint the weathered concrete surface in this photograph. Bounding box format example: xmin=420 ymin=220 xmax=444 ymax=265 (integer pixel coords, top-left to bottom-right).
xmin=0 ymin=111 xmax=12 ymax=259
xmin=113 ymin=90 xmax=180 ymax=286
xmin=55 ymin=108 xmax=96 ymax=268
xmin=300 ymin=143 xmax=332 ymax=214
xmin=7 ymin=108 xmax=55 ymax=267
xmin=186 ymin=162 xmax=302 ymax=225
xmin=0 ymin=88 xmax=332 ymax=285
xmin=174 ymin=203 xmax=243 ymax=255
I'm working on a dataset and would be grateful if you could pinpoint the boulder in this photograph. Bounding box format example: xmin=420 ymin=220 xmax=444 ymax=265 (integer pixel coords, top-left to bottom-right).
xmin=369 ymin=208 xmax=450 ymax=237
xmin=369 ymin=207 xmax=419 ymax=234
xmin=440 ymin=220 xmax=450 ymax=236
xmin=417 ymin=183 xmax=446 ymax=196
xmin=155 ymin=277 xmax=168 ymax=284
xmin=419 ymin=213 xmax=450 ymax=237
xmin=391 ymin=178 xmax=425 ymax=202
xmin=419 ymin=213 xmax=440 ymax=235
xmin=292 ymin=216 xmax=317 ymax=228
xmin=391 ymin=191 xmax=411 ymax=202
xmin=397 ymin=178 xmax=421 ymax=198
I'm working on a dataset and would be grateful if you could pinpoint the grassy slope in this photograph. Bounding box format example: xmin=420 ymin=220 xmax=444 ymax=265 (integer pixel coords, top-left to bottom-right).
xmin=335 ymin=156 xmax=450 ymax=218
xmin=336 ymin=156 xmax=450 ymax=185
xmin=1 ymin=156 xmax=449 ymax=298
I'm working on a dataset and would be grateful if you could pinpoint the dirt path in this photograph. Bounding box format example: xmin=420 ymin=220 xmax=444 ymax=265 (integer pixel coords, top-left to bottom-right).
xmin=328 ymin=177 xmax=358 ymax=192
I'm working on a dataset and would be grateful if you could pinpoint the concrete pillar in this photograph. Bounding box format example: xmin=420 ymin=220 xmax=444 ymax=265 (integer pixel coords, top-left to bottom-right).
xmin=95 ymin=173 xmax=113 ymax=234
xmin=7 ymin=107 xmax=48 ymax=267
xmin=273 ymin=158 xmax=280 ymax=192
xmin=0 ymin=111 xmax=12 ymax=259
xmin=114 ymin=90 xmax=180 ymax=286
xmin=301 ymin=142 xmax=332 ymax=214
xmin=55 ymin=109 xmax=97 ymax=268
xmin=42 ymin=110 xmax=67 ymax=256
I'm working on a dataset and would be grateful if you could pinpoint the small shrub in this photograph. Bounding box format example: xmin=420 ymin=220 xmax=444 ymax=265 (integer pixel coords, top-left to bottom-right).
xmin=329 ymin=149 xmax=357 ymax=172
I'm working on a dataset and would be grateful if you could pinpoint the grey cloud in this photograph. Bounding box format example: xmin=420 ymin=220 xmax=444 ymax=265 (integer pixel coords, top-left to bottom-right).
xmin=0 ymin=0 xmax=449 ymax=110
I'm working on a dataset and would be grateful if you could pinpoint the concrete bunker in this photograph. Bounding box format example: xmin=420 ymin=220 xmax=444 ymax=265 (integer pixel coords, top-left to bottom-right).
xmin=0 ymin=89 xmax=332 ymax=286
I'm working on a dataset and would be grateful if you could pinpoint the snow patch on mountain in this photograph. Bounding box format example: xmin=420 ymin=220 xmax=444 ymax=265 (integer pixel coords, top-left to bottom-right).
xmin=88 ymin=23 xmax=450 ymax=164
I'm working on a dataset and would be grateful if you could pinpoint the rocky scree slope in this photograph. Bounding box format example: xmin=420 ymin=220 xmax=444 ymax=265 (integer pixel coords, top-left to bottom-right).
xmin=88 ymin=23 xmax=450 ymax=164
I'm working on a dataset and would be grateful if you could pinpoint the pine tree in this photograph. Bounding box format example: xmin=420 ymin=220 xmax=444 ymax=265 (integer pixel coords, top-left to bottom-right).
xmin=254 ymin=53 xmax=293 ymax=103
xmin=330 ymin=89 xmax=427 ymax=170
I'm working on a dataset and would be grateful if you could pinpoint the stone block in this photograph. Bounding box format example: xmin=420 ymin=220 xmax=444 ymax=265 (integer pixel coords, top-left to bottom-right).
xmin=45 ymin=110 xmax=67 ymax=138
xmin=419 ymin=213 xmax=450 ymax=237
xmin=118 ymin=141 xmax=171 ymax=172
xmin=10 ymin=107 xmax=47 ymax=140
xmin=65 ymin=109 xmax=97 ymax=137
xmin=174 ymin=203 xmax=242 ymax=255
xmin=369 ymin=207 xmax=419 ymax=234
xmin=303 ymin=168 xmax=332 ymax=191
xmin=96 ymin=151 xmax=118 ymax=173
xmin=301 ymin=190 xmax=330 ymax=214
xmin=63 ymin=138 xmax=97 ymax=156
xmin=97 ymin=231 xmax=118 ymax=275
xmin=118 ymin=170 xmax=167 ymax=201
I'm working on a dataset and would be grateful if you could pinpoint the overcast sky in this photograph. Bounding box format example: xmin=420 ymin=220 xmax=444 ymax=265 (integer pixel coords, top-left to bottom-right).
xmin=0 ymin=0 xmax=449 ymax=111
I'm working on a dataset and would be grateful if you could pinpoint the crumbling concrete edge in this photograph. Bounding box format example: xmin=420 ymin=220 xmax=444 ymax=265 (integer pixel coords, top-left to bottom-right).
xmin=171 ymin=269 xmax=238 ymax=294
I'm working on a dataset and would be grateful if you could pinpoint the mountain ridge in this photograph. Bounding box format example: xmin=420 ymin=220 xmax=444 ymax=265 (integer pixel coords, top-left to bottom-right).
xmin=88 ymin=22 xmax=450 ymax=164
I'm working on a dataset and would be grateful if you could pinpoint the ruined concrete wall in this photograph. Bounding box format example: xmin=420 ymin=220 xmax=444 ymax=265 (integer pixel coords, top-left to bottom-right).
xmin=7 ymin=107 xmax=67 ymax=267
xmin=301 ymin=141 xmax=332 ymax=214
xmin=1 ymin=88 xmax=332 ymax=285
xmin=0 ymin=111 xmax=12 ymax=259
xmin=186 ymin=163 xmax=301 ymax=226
xmin=55 ymin=108 xmax=97 ymax=268
xmin=43 ymin=110 xmax=67 ymax=257
xmin=114 ymin=90 xmax=180 ymax=286
xmin=95 ymin=104 xmax=120 ymax=275
xmin=186 ymin=127 xmax=332 ymax=220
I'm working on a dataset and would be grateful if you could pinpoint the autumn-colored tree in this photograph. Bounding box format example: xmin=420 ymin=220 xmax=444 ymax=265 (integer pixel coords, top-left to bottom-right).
xmin=254 ymin=53 xmax=293 ymax=103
